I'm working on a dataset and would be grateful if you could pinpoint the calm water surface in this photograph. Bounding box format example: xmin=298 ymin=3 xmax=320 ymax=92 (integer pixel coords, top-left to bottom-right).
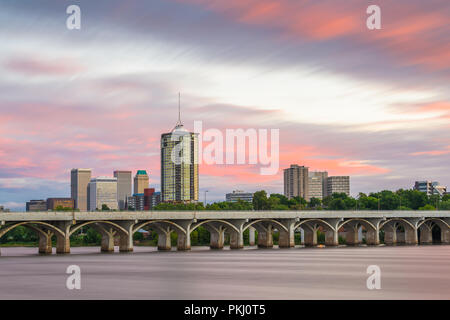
xmin=0 ymin=245 xmax=449 ymax=299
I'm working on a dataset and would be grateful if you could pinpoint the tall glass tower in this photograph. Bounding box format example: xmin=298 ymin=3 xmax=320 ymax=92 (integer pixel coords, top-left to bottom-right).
xmin=160 ymin=95 xmax=199 ymax=202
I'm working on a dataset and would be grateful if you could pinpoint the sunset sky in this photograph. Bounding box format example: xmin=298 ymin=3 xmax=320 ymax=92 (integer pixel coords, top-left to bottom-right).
xmin=1 ymin=0 xmax=449 ymax=210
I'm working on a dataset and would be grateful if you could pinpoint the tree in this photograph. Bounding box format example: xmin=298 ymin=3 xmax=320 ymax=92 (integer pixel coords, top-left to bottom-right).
xmin=308 ymin=197 xmax=321 ymax=208
xmin=253 ymin=191 xmax=270 ymax=210
xmin=419 ymin=204 xmax=436 ymax=211
xmin=101 ymin=204 xmax=110 ymax=211
xmin=440 ymin=200 xmax=450 ymax=210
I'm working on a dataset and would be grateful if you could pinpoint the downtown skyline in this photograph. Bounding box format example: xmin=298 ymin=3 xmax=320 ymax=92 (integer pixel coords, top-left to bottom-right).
xmin=0 ymin=0 xmax=449 ymax=210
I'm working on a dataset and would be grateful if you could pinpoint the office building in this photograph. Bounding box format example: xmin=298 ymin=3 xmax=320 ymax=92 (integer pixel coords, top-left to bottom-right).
xmin=88 ymin=177 xmax=118 ymax=211
xmin=284 ymin=164 xmax=309 ymax=200
xmin=127 ymin=193 xmax=145 ymax=211
xmin=144 ymin=188 xmax=161 ymax=210
xmin=71 ymin=168 xmax=92 ymax=211
xmin=326 ymin=176 xmax=350 ymax=196
xmin=226 ymin=190 xmax=253 ymax=203
xmin=308 ymin=176 xmax=323 ymax=200
xmin=114 ymin=170 xmax=132 ymax=210
xmin=26 ymin=200 xmax=47 ymax=212
xmin=414 ymin=181 xmax=433 ymax=195
xmin=414 ymin=181 xmax=447 ymax=196
xmin=46 ymin=198 xmax=74 ymax=210
xmin=161 ymin=99 xmax=199 ymax=202
xmin=310 ymin=171 xmax=328 ymax=198
xmin=432 ymin=184 xmax=447 ymax=196
xmin=134 ymin=170 xmax=149 ymax=195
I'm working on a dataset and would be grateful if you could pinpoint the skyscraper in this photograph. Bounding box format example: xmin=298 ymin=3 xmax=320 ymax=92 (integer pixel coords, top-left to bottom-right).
xmin=284 ymin=164 xmax=309 ymax=200
xmin=161 ymin=94 xmax=199 ymax=202
xmin=134 ymin=170 xmax=149 ymax=195
xmin=71 ymin=168 xmax=92 ymax=211
xmin=88 ymin=177 xmax=118 ymax=211
xmin=114 ymin=170 xmax=132 ymax=210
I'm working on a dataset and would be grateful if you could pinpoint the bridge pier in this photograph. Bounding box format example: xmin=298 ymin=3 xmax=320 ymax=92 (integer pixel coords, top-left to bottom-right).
xmin=175 ymin=220 xmax=193 ymax=251
xmin=229 ymin=220 xmax=246 ymax=249
xmin=278 ymin=219 xmax=296 ymax=248
xmin=344 ymin=222 xmax=360 ymax=246
xmin=210 ymin=228 xmax=225 ymax=249
xmin=101 ymin=232 xmax=115 ymax=252
xmin=419 ymin=225 xmax=433 ymax=244
xmin=249 ymin=226 xmax=256 ymax=246
xmin=365 ymin=229 xmax=380 ymax=245
xmin=405 ymin=229 xmax=418 ymax=245
xmin=443 ymin=229 xmax=450 ymax=244
xmin=157 ymin=231 xmax=172 ymax=251
xmin=255 ymin=224 xmax=273 ymax=248
xmin=91 ymin=224 xmax=116 ymax=252
xmin=55 ymin=221 xmax=71 ymax=254
xmin=177 ymin=233 xmax=190 ymax=251
xmin=38 ymin=230 xmax=53 ymax=254
xmin=325 ymin=229 xmax=338 ymax=246
xmin=118 ymin=221 xmax=134 ymax=252
xmin=382 ymin=221 xmax=399 ymax=245
xmin=324 ymin=219 xmax=341 ymax=246
xmin=302 ymin=225 xmax=318 ymax=246
xmin=230 ymin=231 xmax=243 ymax=249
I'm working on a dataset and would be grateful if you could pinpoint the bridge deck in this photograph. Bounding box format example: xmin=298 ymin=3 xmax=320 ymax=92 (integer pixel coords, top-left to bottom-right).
xmin=1 ymin=210 xmax=450 ymax=221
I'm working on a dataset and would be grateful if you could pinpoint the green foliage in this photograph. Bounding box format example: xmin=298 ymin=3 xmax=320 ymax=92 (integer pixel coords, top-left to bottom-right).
xmin=253 ymin=190 xmax=270 ymax=210
xmin=101 ymin=204 xmax=110 ymax=211
xmin=419 ymin=204 xmax=436 ymax=211
xmin=206 ymin=199 xmax=252 ymax=210
xmin=440 ymin=200 xmax=450 ymax=210
xmin=54 ymin=206 xmax=74 ymax=211
xmin=133 ymin=232 xmax=144 ymax=241
xmin=153 ymin=202 xmax=205 ymax=210
xmin=0 ymin=226 xmax=38 ymax=243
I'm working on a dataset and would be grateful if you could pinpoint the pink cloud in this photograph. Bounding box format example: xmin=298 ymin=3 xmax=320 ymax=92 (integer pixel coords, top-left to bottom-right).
xmin=410 ymin=146 xmax=450 ymax=156
xmin=4 ymin=56 xmax=84 ymax=76
xmin=180 ymin=0 xmax=450 ymax=71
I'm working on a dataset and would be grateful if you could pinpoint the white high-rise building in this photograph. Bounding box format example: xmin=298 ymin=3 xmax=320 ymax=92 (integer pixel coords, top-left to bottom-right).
xmin=88 ymin=177 xmax=118 ymax=211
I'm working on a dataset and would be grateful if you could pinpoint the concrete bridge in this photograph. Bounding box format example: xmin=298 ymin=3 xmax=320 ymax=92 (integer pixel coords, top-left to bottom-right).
xmin=1 ymin=211 xmax=449 ymax=255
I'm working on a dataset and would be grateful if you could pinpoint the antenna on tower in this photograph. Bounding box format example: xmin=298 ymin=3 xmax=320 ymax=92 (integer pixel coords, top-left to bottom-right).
xmin=175 ymin=92 xmax=182 ymax=127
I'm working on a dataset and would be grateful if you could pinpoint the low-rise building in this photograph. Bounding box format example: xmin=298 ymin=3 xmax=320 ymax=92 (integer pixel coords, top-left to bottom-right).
xmin=414 ymin=181 xmax=447 ymax=196
xmin=26 ymin=200 xmax=47 ymax=212
xmin=226 ymin=190 xmax=253 ymax=203
xmin=46 ymin=198 xmax=74 ymax=210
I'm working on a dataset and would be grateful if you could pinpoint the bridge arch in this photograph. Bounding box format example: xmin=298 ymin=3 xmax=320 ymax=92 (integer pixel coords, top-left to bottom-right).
xmin=133 ymin=220 xmax=186 ymax=235
xmin=379 ymin=218 xmax=415 ymax=231
xmin=337 ymin=218 xmax=376 ymax=232
xmin=244 ymin=219 xmax=288 ymax=233
xmin=192 ymin=219 xmax=240 ymax=234
xmin=0 ymin=221 xmax=65 ymax=239
xmin=294 ymin=219 xmax=335 ymax=232
xmin=417 ymin=218 xmax=449 ymax=230
xmin=69 ymin=220 xmax=128 ymax=237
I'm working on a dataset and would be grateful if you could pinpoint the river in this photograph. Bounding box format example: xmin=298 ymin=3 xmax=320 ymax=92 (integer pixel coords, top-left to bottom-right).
xmin=0 ymin=245 xmax=449 ymax=299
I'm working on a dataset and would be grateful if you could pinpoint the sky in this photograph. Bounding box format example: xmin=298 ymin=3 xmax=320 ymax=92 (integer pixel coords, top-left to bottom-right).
xmin=0 ymin=0 xmax=449 ymax=210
